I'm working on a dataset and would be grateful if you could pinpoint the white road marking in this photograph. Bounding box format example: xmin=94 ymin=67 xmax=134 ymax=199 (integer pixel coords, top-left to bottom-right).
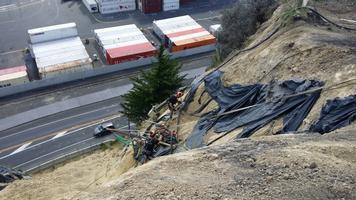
xmin=0 ymin=104 xmax=119 ymax=141
xmin=9 ymin=142 xmax=32 ymax=156
xmin=51 ymin=131 xmax=67 ymax=140
xmin=13 ymin=137 xmax=95 ymax=169
xmin=0 ymin=114 xmax=121 ymax=160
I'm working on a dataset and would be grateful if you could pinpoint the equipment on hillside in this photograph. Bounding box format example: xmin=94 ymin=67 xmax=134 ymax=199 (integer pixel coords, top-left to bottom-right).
xmin=93 ymin=122 xmax=177 ymax=164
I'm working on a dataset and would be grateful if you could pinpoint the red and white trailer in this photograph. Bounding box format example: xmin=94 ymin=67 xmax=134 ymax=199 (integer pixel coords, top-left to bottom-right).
xmin=153 ymin=15 xmax=216 ymax=53
xmin=94 ymin=24 xmax=157 ymax=65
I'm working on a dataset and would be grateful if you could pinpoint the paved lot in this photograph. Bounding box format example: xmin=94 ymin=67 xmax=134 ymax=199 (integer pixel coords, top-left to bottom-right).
xmin=0 ymin=0 xmax=235 ymax=63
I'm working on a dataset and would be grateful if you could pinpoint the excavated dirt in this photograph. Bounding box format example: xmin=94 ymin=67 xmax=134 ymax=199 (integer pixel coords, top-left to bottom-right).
xmin=0 ymin=144 xmax=136 ymax=200
xmin=1 ymin=1 xmax=355 ymax=200
xmin=81 ymin=129 xmax=356 ymax=200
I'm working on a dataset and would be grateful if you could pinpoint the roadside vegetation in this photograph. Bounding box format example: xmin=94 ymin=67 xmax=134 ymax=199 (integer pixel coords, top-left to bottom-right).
xmin=219 ymin=0 xmax=279 ymax=58
xmin=121 ymin=46 xmax=185 ymax=124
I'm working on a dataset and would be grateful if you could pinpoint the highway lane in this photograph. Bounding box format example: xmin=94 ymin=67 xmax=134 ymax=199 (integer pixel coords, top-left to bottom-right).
xmin=0 ymin=115 xmax=130 ymax=172
xmin=0 ymin=97 xmax=122 ymax=156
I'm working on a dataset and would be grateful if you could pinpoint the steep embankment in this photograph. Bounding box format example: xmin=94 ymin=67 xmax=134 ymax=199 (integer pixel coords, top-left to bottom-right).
xmin=0 ymin=144 xmax=136 ymax=200
xmin=1 ymin=1 xmax=356 ymax=200
xmin=84 ymin=130 xmax=356 ymax=200
xmin=176 ymin=4 xmax=356 ymax=143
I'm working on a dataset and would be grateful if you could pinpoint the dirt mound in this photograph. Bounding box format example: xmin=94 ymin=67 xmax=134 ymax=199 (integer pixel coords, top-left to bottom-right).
xmin=81 ymin=130 xmax=356 ymax=200
xmin=0 ymin=144 xmax=136 ymax=200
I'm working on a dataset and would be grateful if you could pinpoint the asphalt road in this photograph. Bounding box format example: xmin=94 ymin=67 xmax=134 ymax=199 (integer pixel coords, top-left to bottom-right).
xmin=0 ymin=114 xmax=128 ymax=172
xmin=0 ymin=97 xmax=122 ymax=156
xmin=0 ymin=0 xmax=236 ymax=53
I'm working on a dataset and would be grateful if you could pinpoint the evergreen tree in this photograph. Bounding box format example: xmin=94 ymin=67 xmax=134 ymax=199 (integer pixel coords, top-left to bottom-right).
xmin=121 ymin=45 xmax=185 ymax=124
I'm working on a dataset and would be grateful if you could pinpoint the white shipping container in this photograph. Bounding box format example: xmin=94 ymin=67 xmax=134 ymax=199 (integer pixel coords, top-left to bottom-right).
xmin=83 ymin=0 xmax=98 ymax=13
xmin=99 ymin=34 xmax=147 ymax=47
xmin=163 ymin=0 xmax=179 ymax=11
xmin=97 ymin=0 xmax=134 ymax=3
xmin=98 ymin=1 xmax=136 ymax=14
xmin=95 ymin=29 xmax=142 ymax=44
xmin=94 ymin=24 xmax=154 ymax=60
xmin=28 ymin=23 xmax=78 ymax=44
xmin=209 ymin=24 xmax=222 ymax=37
xmin=152 ymin=15 xmax=201 ymax=43
xmin=94 ymin=25 xmax=143 ymax=47
xmin=153 ymin=15 xmax=198 ymax=35
xmin=94 ymin=24 xmax=137 ymax=36
xmin=31 ymin=36 xmax=93 ymax=78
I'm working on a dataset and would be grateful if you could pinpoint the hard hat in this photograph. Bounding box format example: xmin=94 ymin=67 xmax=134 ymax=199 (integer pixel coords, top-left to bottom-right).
xmin=149 ymin=131 xmax=156 ymax=137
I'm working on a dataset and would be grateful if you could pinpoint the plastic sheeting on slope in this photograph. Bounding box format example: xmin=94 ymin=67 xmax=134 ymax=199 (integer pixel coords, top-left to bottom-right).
xmin=185 ymin=71 xmax=323 ymax=149
xmin=310 ymin=94 xmax=356 ymax=134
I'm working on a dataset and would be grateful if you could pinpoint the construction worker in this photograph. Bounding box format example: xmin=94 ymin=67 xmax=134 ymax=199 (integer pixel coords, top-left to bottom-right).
xmin=141 ymin=131 xmax=159 ymax=163
xmin=168 ymin=91 xmax=183 ymax=119
xmin=155 ymin=123 xmax=178 ymax=144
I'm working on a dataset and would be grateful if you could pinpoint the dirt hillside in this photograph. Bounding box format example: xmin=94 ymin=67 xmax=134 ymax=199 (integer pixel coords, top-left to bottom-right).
xmin=175 ymin=2 xmax=356 ymax=144
xmin=0 ymin=144 xmax=136 ymax=200
xmin=83 ymin=129 xmax=356 ymax=200
xmin=1 ymin=1 xmax=355 ymax=200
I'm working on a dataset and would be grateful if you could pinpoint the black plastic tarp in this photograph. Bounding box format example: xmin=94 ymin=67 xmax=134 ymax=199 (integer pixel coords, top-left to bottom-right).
xmin=185 ymin=71 xmax=323 ymax=149
xmin=310 ymin=94 xmax=356 ymax=134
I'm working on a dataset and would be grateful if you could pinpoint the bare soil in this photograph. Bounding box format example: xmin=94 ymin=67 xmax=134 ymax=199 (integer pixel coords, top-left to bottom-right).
xmin=82 ymin=130 xmax=356 ymax=200
xmin=0 ymin=144 xmax=135 ymax=200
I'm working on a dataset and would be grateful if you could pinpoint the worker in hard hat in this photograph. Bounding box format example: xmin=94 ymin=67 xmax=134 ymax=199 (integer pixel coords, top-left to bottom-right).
xmin=168 ymin=91 xmax=184 ymax=119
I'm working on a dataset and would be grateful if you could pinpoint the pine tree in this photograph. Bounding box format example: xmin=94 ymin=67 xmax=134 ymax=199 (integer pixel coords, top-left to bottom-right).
xmin=121 ymin=45 xmax=185 ymax=124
